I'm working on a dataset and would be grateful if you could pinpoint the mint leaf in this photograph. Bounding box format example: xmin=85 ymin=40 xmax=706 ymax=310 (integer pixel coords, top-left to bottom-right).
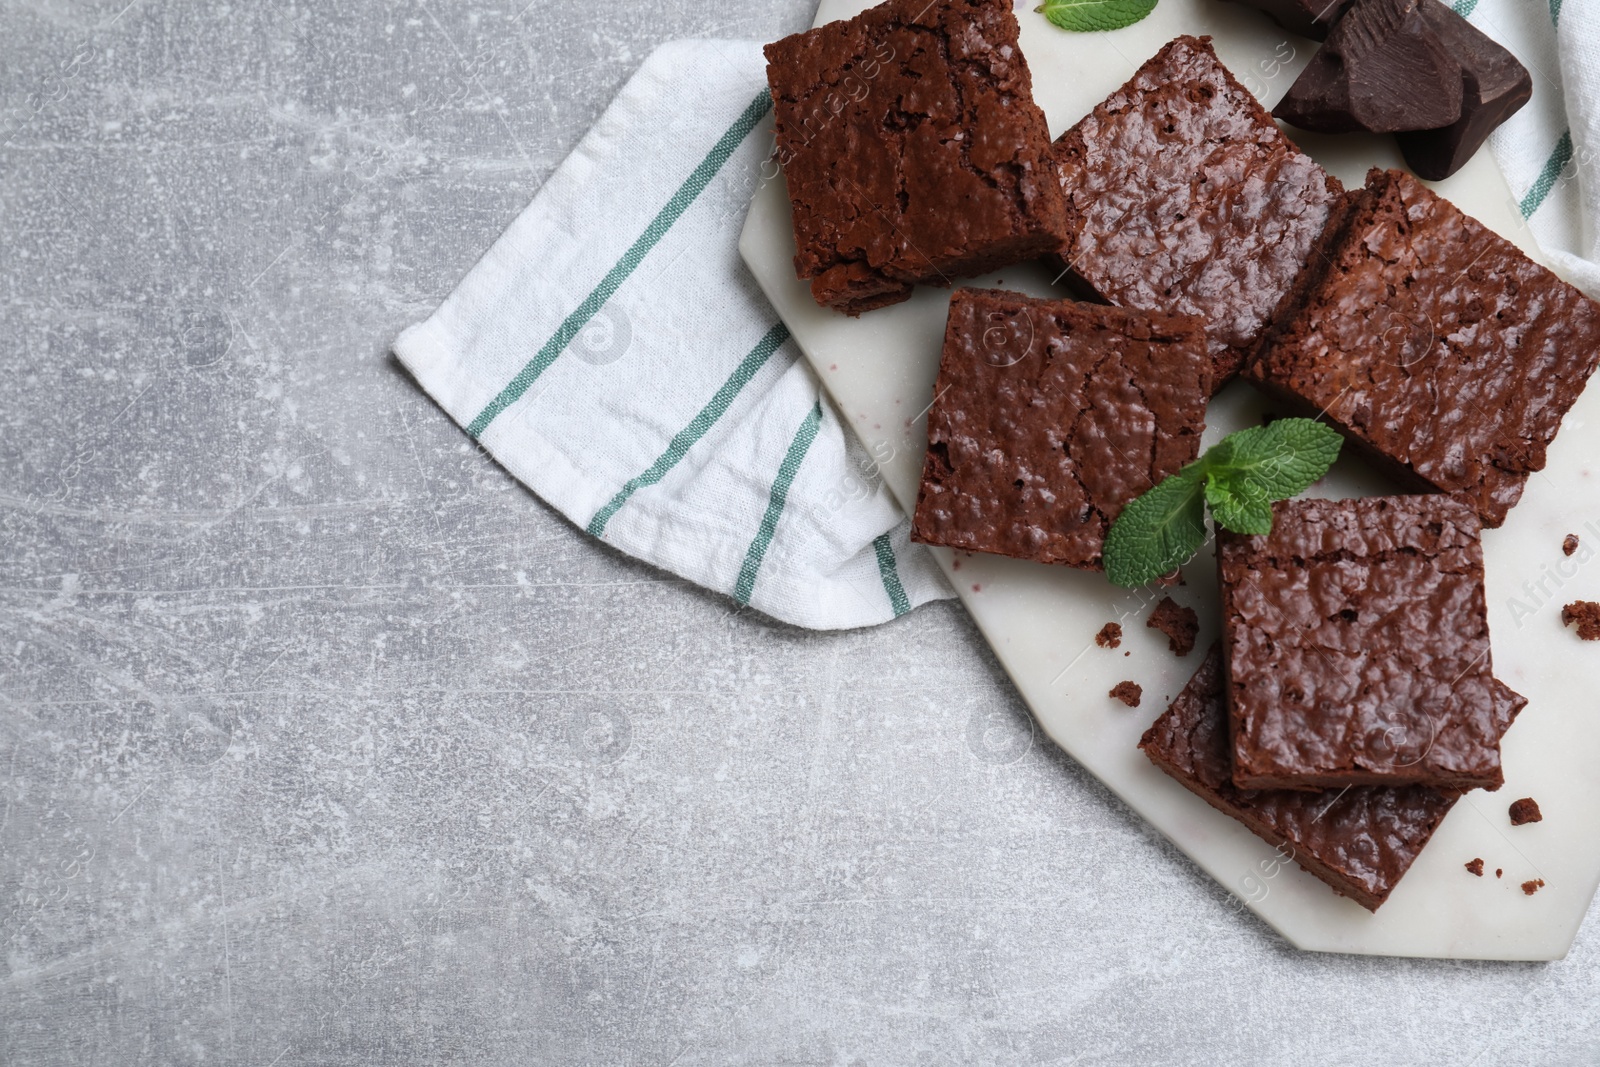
xmin=1036 ymin=0 xmax=1158 ymax=32
xmin=1103 ymin=467 xmax=1207 ymax=588
xmin=1204 ymin=478 xmax=1273 ymax=536
xmin=1202 ymin=418 xmax=1343 ymax=502
xmin=1100 ymin=418 xmax=1343 ymax=587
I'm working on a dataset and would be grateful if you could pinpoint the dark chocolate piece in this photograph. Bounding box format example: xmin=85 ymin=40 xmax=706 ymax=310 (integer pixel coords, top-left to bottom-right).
xmin=911 ymin=289 xmax=1210 ymax=569
xmin=1110 ymin=681 xmax=1143 ymax=708
xmin=1216 ymin=0 xmax=1354 ymax=39
xmin=1396 ymin=1 xmax=1532 ymax=179
xmin=1220 ymin=496 xmax=1504 ymax=791
xmin=1147 ymin=597 xmax=1199 ymax=657
xmin=1564 ymin=534 xmax=1581 ymax=557
xmin=1248 ymin=169 xmax=1600 ymax=527
xmin=764 ymin=0 xmax=1069 ymax=316
xmin=1095 ymin=622 xmax=1124 ymax=649
xmin=1139 ymin=645 xmax=1526 ymax=911
xmin=1052 ymin=36 xmax=1345 ymax=389
xmin=1509 ymin=797 xmax=1543 ymax=825
xmin=1273 ymin=0 xmax=1463 ymax=135
xmin=1466 ymin=857 xmax=1485 ymax=876
xmin=1562 ymin=601 xmax=1600 ymax=640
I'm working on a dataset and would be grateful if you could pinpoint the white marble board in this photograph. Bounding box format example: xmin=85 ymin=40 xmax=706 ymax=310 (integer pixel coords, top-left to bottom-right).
xmin=738 ymin=0 xmax=1600 ymax=958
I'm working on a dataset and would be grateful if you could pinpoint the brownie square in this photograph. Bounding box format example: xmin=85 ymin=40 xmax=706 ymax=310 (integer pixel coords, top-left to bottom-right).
xmin=912 ymin=288 xmax=1210 ymax=569
xmin=764 ymin=0 xmax=1070 ymax=316
xmin=1140 ymin=645 xmax=1526 ymax=911
xmin=1220 ymin=495 xmax=1503 ymax=791
xmin=1052 ymin=35 xmax=1346 ymax=389
xmin=1247 ymin=168 xmax=1600 ymax=527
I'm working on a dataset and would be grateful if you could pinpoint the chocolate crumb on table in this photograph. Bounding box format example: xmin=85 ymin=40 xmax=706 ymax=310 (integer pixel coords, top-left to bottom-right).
xmin=1564 ymin=533 xmax=1580 ymax=556
xmin=1509 ymin=797 xmax=1543 ymax=825
xmin=1497 ymin=868 xmax=1503 ymax=878
xmin=1562 ymin=601 xmax=1600 ymax=640
xmin=1147 ymin=597 xmax=1199 ymax=657
xmin=1110 ymin=681 xmax=1143 ymax=708
xmin=1095 ymin=622 xmax=1124 ymax=649
xmin=1522 ymin=879 xmax=1546 ymax=896
xmin=1466 ymin=858 xmax=1485 ymax=877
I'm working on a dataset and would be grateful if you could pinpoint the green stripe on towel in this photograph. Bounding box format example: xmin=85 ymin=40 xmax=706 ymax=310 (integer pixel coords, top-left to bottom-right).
xmin=735 ymin=402 xmax=824 ymax=605
xmin=1520 ymin=129 xmax=1574 ymax=219
xmin=465 ymin=89 xmax=773 ymax=438
xmin=587 ymin=323 xmax=791 ymax=538
xmin=872 ymin=533 xmax=911 ymax=618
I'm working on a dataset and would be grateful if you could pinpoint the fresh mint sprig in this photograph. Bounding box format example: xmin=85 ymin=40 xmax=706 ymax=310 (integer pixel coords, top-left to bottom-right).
xmin=1102 ymin=418 xmax=1343 ymax=587
xmin=1036 ymin=0 xmax=1158 ymax=32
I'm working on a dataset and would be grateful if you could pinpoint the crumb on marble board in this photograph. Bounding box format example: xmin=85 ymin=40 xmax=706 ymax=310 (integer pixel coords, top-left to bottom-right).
xmin=1522 ymin=878 xmax=1546 ymax=896
xmin=1509 ymin=797 xmax=1542 ymax=825
xmin=1095 ymin=622 xmax=1123 ymax=649
xmin=1562 ymin=600 xmax=1600 ymax=640
xmin=1110 ymin=681 xmax=1142 ymax=708
xmin=1465 ymin=858 xmax=1484 ymax=877
xmin=1147 ymin=597 xmax=1199 ymax=657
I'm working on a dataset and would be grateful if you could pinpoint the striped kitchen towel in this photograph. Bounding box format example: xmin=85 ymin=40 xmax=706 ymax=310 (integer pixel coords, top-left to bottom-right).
xmin=1474 ymin=0 xmax=1600 ymax=295
xmin=392 ymin=39 xmax=951 ymax=630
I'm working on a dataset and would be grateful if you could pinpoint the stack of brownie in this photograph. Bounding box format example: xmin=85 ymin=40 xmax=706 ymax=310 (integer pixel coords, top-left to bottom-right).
xmin=764 ymin=0 xmax=1600 ymax=910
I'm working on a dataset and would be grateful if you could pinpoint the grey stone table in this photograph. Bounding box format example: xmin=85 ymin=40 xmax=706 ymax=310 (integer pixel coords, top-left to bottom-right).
xmin=3 ymin=2 xmax=1598 ymax=1063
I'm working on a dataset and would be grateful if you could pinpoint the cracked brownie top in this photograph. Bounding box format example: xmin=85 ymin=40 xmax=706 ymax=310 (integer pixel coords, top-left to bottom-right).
xmin=1247 ymin=168 xmax=1600 ymax=527
xmin=1218 ymin=495 xmax=1503 ymax=792
xmin=911 ymin=288 xmax=1210 ymax=570
xmin=1053 ymin=35 xmax=1345 ymax=389
xmin=763 ymin=0 xmax=1070 ymax=316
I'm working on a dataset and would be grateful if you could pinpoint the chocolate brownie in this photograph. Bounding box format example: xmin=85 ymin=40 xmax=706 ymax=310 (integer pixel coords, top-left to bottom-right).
xmin=1147 ymin=597 xmax=1200 ymax=657
xmin=1110 ymin=681 xmax=1143 ymax=708
xmin=1562 ymin=601 xmax=1600 ymax=640
xmin=1052 ymin=36 xmax=1345 ymax=388
xmin=1139 ymin=645 xmax=1526 ymax=911
xmin=912 ymin=289 xmax=1210 ymax=569
xmin=1248 ymin=168 xmax=1600 ymax=527
xmin=1509 ymin=797 xmax=1542 ymax=825
xmin=764 ymin=0 xmax=1069 ymax=316
xmin=1220 ymin=496 xmax=1503 ymax=791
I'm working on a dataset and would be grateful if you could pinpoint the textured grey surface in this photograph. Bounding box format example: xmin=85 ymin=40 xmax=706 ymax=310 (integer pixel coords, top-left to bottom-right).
xmin=4 ymin=1 xmax=1600 ymax=1063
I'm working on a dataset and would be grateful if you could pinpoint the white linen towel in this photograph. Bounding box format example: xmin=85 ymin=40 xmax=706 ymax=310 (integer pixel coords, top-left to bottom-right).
xmin=393 ymin=39 xmax=951 ymax=630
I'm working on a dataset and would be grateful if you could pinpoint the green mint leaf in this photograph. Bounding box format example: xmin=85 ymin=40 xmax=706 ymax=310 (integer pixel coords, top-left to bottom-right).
xmin=1204 ymin=477 xmax=1274 ymax=536
xmin=1103 ymin=467 xmax=1208 ymax=588
xmin=1100 ymin=418 xmax=1343 ymax=584
xmin=1036 ymin=0 xmax=1158 ymax=32
xmin=1200 ymin=418 xmax=1343 ymax=505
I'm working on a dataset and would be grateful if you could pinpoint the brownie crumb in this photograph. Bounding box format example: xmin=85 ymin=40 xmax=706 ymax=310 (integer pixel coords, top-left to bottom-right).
xmin=1509 ymin=797 xmax=1543 ymax=825
xmin=1496 ymin=868 xmax=1503 ymax=878
xmin=1095 ymin=622 xmax=1123 ymax=649
xmin=1522 ymin=878 xmax=1545 ymax=896
xmin=1562 ymin=601 xmax=1600 ymax=640
xmin=1563 ymin=533 xmax=1580 ymax=556
xmin=1147 ymin=597 xmax=1199 ymax=657
xmin=1110 ymin=681 xmax=1143 ymax=708
xmin=1465 ymin=858 xmax=1485 ymax=877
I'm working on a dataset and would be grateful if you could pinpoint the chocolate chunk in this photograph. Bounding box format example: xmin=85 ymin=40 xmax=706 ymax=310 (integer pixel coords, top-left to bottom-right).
xmin=1509 ymin=797 xmax=1543 ymax=825
xmin=1465 ymin=858 xmax=1485 ymax=877
xmin=1095 ymin=622 xmax=1124 ymax=649
xmin=1110 ymin=681 xmax=1143 ymax=708
xmin=1147 ymin=597 xmax=1199 ymax=657
xmin=1397 ymin=2 xmax=1533 ymax=179
xmin=1217 ymin=0 xmax=1354 ymax=39
xmin=1273 ymin=0 xmax=1463 ymax=135
xmin=1562 ymin=601 xmax=1600 ymax=640
xmin=1522 ymin=878 xmax=1545 ymax=896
